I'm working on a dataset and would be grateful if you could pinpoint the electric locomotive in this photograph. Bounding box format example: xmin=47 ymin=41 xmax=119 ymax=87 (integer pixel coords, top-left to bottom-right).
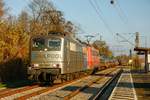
xmin=28 ymin=32 xmax=84 ymax=83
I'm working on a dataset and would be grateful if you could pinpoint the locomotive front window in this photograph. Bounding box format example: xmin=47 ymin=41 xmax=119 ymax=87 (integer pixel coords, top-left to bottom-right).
xmin=32 ymin=37 xmax=45 ymax=51
xmin=48 ymin=38 xmax=61 ymax=51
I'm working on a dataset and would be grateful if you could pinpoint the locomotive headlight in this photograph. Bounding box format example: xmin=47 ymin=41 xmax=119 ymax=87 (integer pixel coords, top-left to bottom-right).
xmin=53 ymin=64 xmax=60 ymax=68
xmin=33 ymin=64 xmax=39 ymax=67
xmin=44 ymin=48 xmax=48 ymax=51
xmin=53 ymin=64 xmax=57 ymax=67
xmin=28 ymin=67 xmax=32 ymax=70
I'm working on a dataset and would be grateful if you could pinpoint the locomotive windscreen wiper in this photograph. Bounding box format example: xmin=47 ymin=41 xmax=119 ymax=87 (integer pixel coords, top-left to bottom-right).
xmin=32 ymin=37 xmax=45 ymax=51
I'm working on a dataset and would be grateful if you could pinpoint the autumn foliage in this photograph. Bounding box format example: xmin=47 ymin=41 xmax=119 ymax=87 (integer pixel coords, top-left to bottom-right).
xmin=93 ymin=40 xmax=113 ymax=58
xmin=0 ymin=0 xmax=77 ymax=82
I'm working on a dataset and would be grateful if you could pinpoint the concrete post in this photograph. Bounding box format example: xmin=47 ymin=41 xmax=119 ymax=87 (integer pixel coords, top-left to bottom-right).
xmin=135 ymin=32 xmax=139 ymax=48
xmin=145 ymin=51 xmax=149 ymax=72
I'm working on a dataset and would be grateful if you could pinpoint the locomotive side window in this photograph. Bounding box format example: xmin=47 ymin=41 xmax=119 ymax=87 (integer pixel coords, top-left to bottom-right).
xmin=48 ymin=38 xmax=61 ymax=51
xmin=70 ymin=42 xmax=76 ymax=51
xmin=32 ymin=37 xmax=45 ymax=51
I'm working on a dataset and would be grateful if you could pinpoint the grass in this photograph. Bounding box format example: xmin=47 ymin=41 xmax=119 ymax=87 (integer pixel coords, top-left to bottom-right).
xmin=0 ymin=80 xmax=35 ymax=88
xmin=3 ymin=80 xmax=34 ymax=88
xmin=0 ymin=83 xmax=6 ymax=88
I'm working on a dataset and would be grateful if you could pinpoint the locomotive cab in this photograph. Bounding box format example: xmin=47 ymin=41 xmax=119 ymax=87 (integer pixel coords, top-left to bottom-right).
xmin=28 ymin=35 xmax=64 ymax=83
xmin=28 ymin=32 xmax=88 ymax=84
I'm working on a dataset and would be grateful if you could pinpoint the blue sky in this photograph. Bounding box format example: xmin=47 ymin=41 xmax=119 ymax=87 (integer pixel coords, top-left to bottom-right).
xmin=4 ymin=0 xmax=150 ymax=55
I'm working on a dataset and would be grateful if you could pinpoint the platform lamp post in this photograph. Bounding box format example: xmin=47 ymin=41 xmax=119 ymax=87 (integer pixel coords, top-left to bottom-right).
xmin=129 ymin=49 xmax=133 ymax=69
xmin=116 ymin=33 xmax=135 ymax=69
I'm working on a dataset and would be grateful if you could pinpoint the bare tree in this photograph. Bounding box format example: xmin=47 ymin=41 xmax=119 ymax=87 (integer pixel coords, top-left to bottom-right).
xmin=0 ymin=0 xmax=4 ymax=17
xmin=93 ymin=40 xmax=113 ymax=58
xmin=0 ymin=0 xmax=9 ymax=20
xmin=28 ymin=0 xmax=55 ymax=34
xmin=28 ymin=0 xmax=55 ymax=21
xmin=28 ymin=0 xmax=77 ymax=36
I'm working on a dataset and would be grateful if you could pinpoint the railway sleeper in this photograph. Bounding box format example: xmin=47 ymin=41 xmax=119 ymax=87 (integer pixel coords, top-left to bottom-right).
xmin=60 ymin=72 xmax=82 ymax=83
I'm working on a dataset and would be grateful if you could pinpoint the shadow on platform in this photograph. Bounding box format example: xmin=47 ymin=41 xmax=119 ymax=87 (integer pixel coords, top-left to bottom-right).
xmin=132 ymin=71 xmax=150 ymax=99
xmin=131 ymin=69 xmax=146 ymax=74
xmin=133 ymin=83 xmax=150 ymax=88
xmin=116 ymin=82 xmax=133 ymax=88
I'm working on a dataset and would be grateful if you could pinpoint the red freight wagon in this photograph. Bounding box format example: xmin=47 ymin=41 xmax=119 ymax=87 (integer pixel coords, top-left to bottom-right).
xmin=87 ymin=46 xmax=100 ymax=69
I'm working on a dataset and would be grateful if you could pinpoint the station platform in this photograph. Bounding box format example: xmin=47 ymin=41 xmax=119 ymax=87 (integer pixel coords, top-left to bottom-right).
xmin=109 ymin=66 xmax=150 ymax=100
xmin=109 ymin=68 xmax=137 ymax=100
xmin=132 ymin=70 xmax=150 ymax=100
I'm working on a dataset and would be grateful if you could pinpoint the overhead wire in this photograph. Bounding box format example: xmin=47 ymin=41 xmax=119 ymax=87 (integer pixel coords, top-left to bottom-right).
xmin=115 ymin=0 xmax=128 ymax=22
xmin=95 ymin=0 xmax=134 ymax=53
xmin=88 ymin=0 xmax=115 ymax=37
xmin=88 ymin=0 xmax=122 ymax=47
xmin=110 ymin=0 xmax=136 ymax=49
xmin=125 ymin=33 xmax=135 ymax=42
xmin=111 ymin=0 xmax=128 ymax=24
xmin=89 ymin=0 xmax=133 ymax=55
xmin=110 ymin=0 xmax=135 ymax=32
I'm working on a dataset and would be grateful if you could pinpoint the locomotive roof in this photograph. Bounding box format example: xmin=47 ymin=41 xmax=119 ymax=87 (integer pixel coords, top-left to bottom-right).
xmin=31 ymin=33 xmax=82 ymax=45
xmin=31 ymin=32 xmax=93 ymax=47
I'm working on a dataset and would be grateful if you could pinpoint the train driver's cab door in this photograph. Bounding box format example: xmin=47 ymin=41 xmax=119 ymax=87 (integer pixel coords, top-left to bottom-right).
xmin=64 ymin=39 xmax=70 ymax=72
xmin=66 ymin=40 xmax=70 ymax=67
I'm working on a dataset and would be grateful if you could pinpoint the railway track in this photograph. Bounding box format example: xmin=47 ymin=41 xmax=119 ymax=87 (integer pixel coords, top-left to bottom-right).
xmin=0 ymin=71 xmax=89 ymax=100
xmin=16 ymin=78 xmax=87 ymax=100
xmin=29 ymin=68 xmax=121 ymax=100
xmin=67 ymin=68 xmax=121 ymax=100
xmin=0 ymin=68 xmax=121 ymax=100
xmin=0 ymin=85 xmax=40 ymax=99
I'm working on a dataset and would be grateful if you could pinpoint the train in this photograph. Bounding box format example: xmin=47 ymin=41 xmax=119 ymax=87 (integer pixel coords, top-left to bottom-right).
xmin=27 ymin=32 xmax=116 ymax=84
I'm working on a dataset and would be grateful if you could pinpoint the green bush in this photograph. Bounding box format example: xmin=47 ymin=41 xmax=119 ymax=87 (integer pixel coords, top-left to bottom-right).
xmin=0 ymin=58 xmax=29 ymax=82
